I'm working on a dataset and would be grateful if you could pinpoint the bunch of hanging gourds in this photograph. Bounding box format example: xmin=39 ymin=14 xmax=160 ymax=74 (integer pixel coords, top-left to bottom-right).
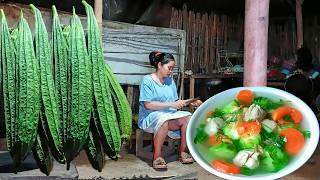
xmin=0 ymin=1 xmax=132 ymax=175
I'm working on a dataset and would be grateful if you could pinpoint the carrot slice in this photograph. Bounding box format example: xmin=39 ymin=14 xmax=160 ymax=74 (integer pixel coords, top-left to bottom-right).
xmin=208 ymin=135 xmax=217 ymax=146
xmin=236 ymin=89 xmax=254 ymax=105
xmin=290 ymin=108 xmax=302 ymax=124
xmin=212 ymin=160 xmax=240 ymax=174
xmin=272 ymin=107 xmax=302 ymax=124
xmin=272 ymin=107 xmax=291 ymax=121
xmin=280 ymin=128 xmax=305 ymax=155
xmin=206 ymin=111 xmax=214 ymax=118
xmin=237 ymin=121 xmax=261 ymax=137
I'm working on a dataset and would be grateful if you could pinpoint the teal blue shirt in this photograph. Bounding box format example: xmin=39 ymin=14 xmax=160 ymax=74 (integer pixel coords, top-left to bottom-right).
xmin=138 ymin=75 xmax=178 ymax=127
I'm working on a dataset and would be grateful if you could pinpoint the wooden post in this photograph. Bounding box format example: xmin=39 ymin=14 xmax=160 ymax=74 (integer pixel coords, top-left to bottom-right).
xmin=243 ymin=0 xmax=270 ymax=87
xmin=94 ymin=0 xmax=103 ymax=39
xmin=94 ymin=0 xmax=103 ymax=25
xmin=189 ymin=76 xmax=195 ymax=112
xmin=296 ymin=0 xmax=303 ymax=48
xmin=126 ymin=86 xmax=134 ymax=109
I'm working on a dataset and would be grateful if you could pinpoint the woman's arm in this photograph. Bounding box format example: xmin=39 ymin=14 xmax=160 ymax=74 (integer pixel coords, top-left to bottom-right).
xmin=144 ymin=100 xmax=187 ymax=110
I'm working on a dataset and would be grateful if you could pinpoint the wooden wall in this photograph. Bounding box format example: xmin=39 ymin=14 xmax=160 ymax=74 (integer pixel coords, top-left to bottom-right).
xmin=268 ymin=18 xmax=296 ymax=60
xmin=305 ymin=17 xmax=320 ymax=65
xmin=170 ymin=5 xmax=243 ymax=74
xmin=169 ymin=5 xmax=320 ymax=74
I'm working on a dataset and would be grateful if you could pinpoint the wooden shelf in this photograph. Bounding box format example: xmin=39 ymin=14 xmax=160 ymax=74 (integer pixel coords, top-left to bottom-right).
xmin=185 ymin=73 xmax=285 ymax=111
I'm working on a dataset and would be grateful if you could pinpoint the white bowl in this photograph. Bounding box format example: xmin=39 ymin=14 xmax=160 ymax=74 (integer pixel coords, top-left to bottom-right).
xmin=186 ymin=87 xmax=319 ymax=180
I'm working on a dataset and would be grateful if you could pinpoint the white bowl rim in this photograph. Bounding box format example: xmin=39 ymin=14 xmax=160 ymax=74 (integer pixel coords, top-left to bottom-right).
xmin=186 ymin=86 xmax=319 ymax=180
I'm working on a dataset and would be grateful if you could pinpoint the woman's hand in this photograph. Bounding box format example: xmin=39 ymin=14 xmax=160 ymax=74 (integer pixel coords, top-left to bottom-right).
xmin=190 ymin=100 xmax=202 ymax=107
xmin=171 ymin=100 xmax=187 ymax=109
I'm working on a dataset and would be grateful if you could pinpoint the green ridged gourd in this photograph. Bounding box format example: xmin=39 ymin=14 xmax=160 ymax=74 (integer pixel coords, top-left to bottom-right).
xmin=83 ymin=1 xmax=125 ymax=159
xmin=65 ymin=8 xmax=93 ymax=169
xmin=32 ymin=116 xmax=54 ymax=176
xmin=30 ymin=4 xmax=64 ymax=163
xmin=52 ymin=5 xmax=69 ymax=159
xmin=12 ymin=11 xmax=41 ymax=169
xmin=0 ymin=9 xmax=17 ymax=155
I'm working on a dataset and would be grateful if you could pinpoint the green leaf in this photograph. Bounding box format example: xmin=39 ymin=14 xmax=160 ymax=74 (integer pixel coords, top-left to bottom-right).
xmin=194 ymin=124 xmax=209 ymax=144
xmin=303 ymin=131 xmax=311 ymax=138
xmin=253 ymin=97 xmax=283 ymax=110
xmin=262 ymin=145 xmax=289 ymax=172
xmin=283 ymin=115 xmax=294 ymax=123
xmin=213 ymin=108 xmax=224 ymax=118
xmin=261 ymin=129 xmax=286 ymax=148
xmin=208 ymin=142 xmax=237 ymax=160
xmin=280 ymin=123 xmax=301 ymax=131
xmin=240 ymin=166 xmax=254 ymax=176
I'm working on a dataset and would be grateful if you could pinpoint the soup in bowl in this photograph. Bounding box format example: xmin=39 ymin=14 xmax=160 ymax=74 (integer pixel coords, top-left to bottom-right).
xmin=186 ymin=87 xmax=319 ymax=180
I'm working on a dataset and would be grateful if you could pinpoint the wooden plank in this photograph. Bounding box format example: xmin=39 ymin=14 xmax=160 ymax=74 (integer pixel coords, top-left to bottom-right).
xmin=179 ymin=9 xmax=183 ymax=29
xmin=169 ymin=7 xmax=175 ymax=28
xmin=187 ymin=10 xmax=193 ymax=70
xmin=207 ymin=14 xmax=212 ymax=73
xmin=201 ymin=13 xmax=205 ymax=70
xmin=204 ymin=13 xmax=209 ymax=72
xmin=182 ymin=4 xmax=189 ymax=70
xmin=296 ymin=0 xmax=303 ymax=48
xmin=126 ymin=86 xmax=134 ymax=109
xmin=212 ymin=14 xmax=217 ymax=71
xmin=196 ymin=12 xmax=201 ymax=71
xmin=191 ymin=12 xmax=196 ymax=71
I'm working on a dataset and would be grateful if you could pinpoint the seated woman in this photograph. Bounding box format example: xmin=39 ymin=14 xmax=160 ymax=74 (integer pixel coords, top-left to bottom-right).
xmin=285 ymin=46 xmax=320 ymax=113
xmin=138 ymin=51 xmax=202 ymax=170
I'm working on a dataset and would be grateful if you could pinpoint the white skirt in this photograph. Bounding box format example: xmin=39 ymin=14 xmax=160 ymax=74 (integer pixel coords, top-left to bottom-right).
xmin=139 ymin=110 xmax=192 ymax=139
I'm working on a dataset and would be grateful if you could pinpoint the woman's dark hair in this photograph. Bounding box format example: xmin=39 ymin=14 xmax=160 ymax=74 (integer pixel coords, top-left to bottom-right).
xmin=296 ymin=46 xmax=313 ymax=71
xmin=285 ymin=73 xmax=313 ymax=107
xmin=149 ymin=51 xmax=175 ymax=69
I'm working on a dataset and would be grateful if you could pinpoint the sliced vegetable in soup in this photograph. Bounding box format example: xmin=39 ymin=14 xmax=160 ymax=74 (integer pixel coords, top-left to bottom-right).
xmin=194 ymin=89 xmax=310 ymax=175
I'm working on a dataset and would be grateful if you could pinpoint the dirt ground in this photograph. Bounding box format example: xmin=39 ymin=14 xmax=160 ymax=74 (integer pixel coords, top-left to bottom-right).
xmin=73 ymin=144 xmax=320 ymax=180
xmin=1 ymin=141 xmax=319 ymax=179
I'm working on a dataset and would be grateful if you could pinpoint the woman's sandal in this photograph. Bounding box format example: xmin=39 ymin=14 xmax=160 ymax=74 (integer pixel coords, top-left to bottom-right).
xmin=179 ymin=152 xmax=194 ymax=164
xmin=153 ymin=157 xmax=167 ymax=170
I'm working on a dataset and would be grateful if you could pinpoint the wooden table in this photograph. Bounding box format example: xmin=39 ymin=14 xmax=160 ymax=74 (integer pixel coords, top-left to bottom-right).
xmin=187 ymin=74 xmax=285 ymax=111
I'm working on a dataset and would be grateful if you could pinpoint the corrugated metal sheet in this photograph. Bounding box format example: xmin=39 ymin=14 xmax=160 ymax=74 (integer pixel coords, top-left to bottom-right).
xmin=104 ymin=21 xmax=186 ymax=85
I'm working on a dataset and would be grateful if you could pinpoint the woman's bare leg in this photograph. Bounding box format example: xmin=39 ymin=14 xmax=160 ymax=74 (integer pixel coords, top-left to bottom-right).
xmin=153 ymin=121 xmax=169 ymax=159
xmin=153 ymin=117 xmax=190 ymax=159
xmin=175 ymin=116 xmax=190 ymax=154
